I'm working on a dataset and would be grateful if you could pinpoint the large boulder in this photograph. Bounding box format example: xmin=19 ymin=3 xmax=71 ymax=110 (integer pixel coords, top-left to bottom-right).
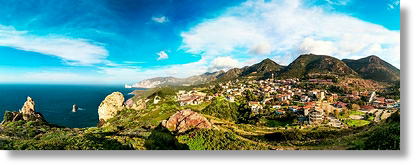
xmin=124 ymin=98 xmax=146 ymax=110
xmin=161 ymin=109 xmax=212 ymax=133
xmin=98 ymin=92 xmax=125 ymax=121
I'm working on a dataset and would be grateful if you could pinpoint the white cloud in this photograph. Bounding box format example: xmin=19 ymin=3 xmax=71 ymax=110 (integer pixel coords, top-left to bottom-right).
xmin=250 ymin=41 xmax=272 ymax=54
xmin=152 ymin=16 xmax=169 ymax=23
xmin=326 ymin=0 xmax=350 ymax=6
xmin=179 ymin=0 xmax=400 ymax=68
xmin=156 ymin=51 xmax=168 ymax=60
xmin=209 ymin=56 xmax=239 ymax=72
xmin=297 ymin=38 xmax=337 ymax=55
xmin=0 ymin=25 xmax=109 ymax=66
xmin=387 ymin=0 xmax=400 ymax=10
xmin=0 ymin=71 xmax=103 ymax=84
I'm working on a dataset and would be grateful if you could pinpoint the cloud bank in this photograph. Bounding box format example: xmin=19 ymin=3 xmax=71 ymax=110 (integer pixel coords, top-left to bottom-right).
xmin=0 ymin=25 xmax=109 ymax=66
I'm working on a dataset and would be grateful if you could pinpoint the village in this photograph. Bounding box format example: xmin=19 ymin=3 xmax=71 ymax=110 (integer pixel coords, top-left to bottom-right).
xmin=174 ymin=74 xmax=400 ymax=128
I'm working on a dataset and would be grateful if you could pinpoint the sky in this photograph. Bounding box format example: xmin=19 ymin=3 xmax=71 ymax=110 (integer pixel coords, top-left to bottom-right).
xmin=0 ymin=0 xmax=400 ymax=84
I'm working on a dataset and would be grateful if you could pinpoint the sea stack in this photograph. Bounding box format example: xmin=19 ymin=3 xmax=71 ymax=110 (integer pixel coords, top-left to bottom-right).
xmin=72 ymin=104 xmax=78 ymax=112
xmin=98 ymin=92 xmax=125 ymax=122
xmin=1 ymin=96 xmax=45 ymax=124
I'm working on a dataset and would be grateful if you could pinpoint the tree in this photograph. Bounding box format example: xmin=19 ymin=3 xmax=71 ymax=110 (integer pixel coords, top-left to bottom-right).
xmin=334 ymin=109 xmax=340 ymax=117
xmin=342 ymin=107 xmax=349 ymax=115
xmin=324 ymin=108 xmax=329 ymax=117
xmin=352 ymin=104 xmax=360 ymax=110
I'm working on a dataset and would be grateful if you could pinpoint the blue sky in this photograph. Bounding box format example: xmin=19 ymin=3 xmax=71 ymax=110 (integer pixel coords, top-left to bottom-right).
xmin=0 ymin=0 xmax=400 ymax=84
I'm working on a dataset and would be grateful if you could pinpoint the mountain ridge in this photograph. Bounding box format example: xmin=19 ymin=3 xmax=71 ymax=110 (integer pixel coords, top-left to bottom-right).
xmin=342 ymin=55 xmax=400 ymax=83
xmin=132 ymin=54 xmax=398 ymax=88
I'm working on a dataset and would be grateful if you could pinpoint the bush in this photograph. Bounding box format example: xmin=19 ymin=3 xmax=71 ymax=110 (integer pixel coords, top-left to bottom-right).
xmin=200 ymin=98 xmax=239 ymax=121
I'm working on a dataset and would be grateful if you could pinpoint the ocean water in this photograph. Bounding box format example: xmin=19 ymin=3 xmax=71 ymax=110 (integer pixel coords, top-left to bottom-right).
xmin=0 ymin=84 xmax=143 ymax=128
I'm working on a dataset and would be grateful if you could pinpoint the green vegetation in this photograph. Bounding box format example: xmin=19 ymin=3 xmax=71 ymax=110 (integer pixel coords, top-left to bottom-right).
xmin=177 ymin=129 xmax=267 ymax=150
xmin=345 ymin=119 xmax=371 ymax=127
xmin=351 ymin=111 xmax=400 ymax=150
xmin=199 ymin=97 xmax=239 ymax=122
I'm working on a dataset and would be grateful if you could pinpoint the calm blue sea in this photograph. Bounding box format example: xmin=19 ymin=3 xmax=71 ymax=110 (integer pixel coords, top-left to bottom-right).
xmin=0 ymin=84 xmax=143 ymax=128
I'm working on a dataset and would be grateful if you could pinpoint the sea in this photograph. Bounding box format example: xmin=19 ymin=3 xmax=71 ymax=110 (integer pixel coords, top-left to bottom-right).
xmin=0 ymin=84 xmax=144 ymax=128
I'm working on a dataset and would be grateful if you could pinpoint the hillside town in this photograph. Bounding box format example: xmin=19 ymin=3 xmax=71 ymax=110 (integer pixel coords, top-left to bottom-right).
xmin=175 ymin=75 xmax=400 ymax=128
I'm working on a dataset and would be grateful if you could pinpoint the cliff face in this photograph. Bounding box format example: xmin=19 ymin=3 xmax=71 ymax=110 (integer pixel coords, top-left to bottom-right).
xmin=98 ymin=92 xmax=125 ymax=121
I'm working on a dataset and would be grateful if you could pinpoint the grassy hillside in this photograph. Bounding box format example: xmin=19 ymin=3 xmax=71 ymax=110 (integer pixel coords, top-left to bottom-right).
xmin=278 ymin=54 xmax=358 ymax=78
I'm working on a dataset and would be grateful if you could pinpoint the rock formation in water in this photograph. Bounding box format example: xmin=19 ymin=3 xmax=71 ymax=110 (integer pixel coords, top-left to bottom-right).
xmin=72 ymin=104 xmax=78 ymax=112
xmin=1 ymin=96 xmax=45 ymax=124
xmin=98 ymin=92 xmax=125 ymax=122
xmin=161 ymin=109 xmax=212 ymax=133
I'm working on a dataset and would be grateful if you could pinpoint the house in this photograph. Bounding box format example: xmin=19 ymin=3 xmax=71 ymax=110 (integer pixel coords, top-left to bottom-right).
xmin=179 ymin=99 xmax=193 ymax=106
xmin=154 ymin=96 xmax=161 ymax=104
xmin=301 ymin=95 xmax=310 ymax=102
xmin=361 ymin=91 xmax=369 ymax=97
xmin=192 ymin=99 xmax=201 ymax=105
xmin=352 ymin=91 xmax=360 ymax=96
xmin=325 ymin=94 xmax=334 ymax=102
xmin=308 ymin=107 xmax=324 ymax=125
xmin=332 ymin=94 xmax=338 ymax=100
xmin=272 ymin=105 xmax=281 ymax=109
xmin=289 ymin=106 xmax=298 ymax=113
xmin=376 ymin=97 xmax=385 ymax=103
xmin=316 ymin=91 xmax=325 ymax=101
xmin=307 ymin=90 xmax=319 ymax=97
xmin=226 ymin=96 xmax=235 ymax=102
xmin=249 ymin=101 xmax=263 ymax=114
xmin=276 ymin=110 xmax=285 ymax=115
xmin=333 ymin=102 xmax=347 ymax=108
xmin=360 ymin=106 xmax=374 ymax=112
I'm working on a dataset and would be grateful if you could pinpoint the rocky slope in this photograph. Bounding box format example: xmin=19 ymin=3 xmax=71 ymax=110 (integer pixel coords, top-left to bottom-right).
xmin=342 ymin=55 xmax=400 ymax=83
xmin=132 ymin=71 xmax=225 ymax=88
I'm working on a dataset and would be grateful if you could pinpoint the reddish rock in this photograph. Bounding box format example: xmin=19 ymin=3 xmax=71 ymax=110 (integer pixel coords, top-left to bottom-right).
xmin=161 ymin=109 xmax=212 ymax=133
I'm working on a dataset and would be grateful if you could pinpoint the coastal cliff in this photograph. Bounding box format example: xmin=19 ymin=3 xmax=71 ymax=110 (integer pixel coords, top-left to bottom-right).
xmin=98 ymin=92 xmax=125 ymax=122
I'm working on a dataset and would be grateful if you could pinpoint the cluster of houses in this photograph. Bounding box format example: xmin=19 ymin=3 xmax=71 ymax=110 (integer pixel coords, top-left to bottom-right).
xmin=173 ymin=76 xmax=399 ymax=127
xmin=176 ymin=90 xmax=207 ymax=106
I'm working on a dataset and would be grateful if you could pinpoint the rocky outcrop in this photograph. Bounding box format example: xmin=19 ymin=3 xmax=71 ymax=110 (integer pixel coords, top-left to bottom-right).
xmin=21 ymin=96 xmax=35 ymax=115
xmin=1 ymin=96 xmax=45 ymax=124
xmin=98 ymin=92 xmax=125 ymax=121
xmin=161 ymin=109 xmax=212 ymax=133
xmin=124 ymin=98 xmax=146 ymax=111
xmin=72 ymin=104 xmax=78 ymax=112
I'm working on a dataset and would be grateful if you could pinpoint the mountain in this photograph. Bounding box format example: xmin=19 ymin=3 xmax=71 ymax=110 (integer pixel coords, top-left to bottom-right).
xmin=132 ymin=70 xmax=225 ymax=88
xmin=218 ymin=68 xmax=243 ymax=80
xmin=241 ymin=58 xmax=283 ymax=75
xmin=219 ymin=58 xmax=284 ymax=80
xmin=277 ymin=54 xmax=358 ymax=78
xmin=342 ymin=55 xmax=400 ymax=83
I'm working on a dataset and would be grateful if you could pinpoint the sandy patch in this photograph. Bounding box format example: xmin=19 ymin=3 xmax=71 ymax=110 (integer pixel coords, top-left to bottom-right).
xmin=349 ymin=115 xmax=364 ymax=120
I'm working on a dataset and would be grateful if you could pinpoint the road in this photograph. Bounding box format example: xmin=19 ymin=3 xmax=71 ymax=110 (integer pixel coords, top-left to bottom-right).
xmin=373 ymin=109 xmax=383 ymax=122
